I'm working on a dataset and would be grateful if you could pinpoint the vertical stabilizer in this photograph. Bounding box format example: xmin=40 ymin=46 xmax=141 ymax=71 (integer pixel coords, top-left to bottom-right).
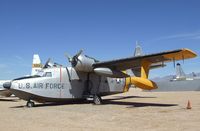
xmin=128 ymin=42 xmax=144 ymax=77
xmin=134 ymin=41 xmax=143 ymax=56
xmin=31 ymin=54 xmax=42 ymax=75
xmin=176 ymin=63 xmax=186 ymax=80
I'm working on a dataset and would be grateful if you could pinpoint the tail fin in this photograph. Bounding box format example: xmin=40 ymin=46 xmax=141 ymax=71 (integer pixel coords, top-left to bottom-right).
xmin=134 ymin=41 xmax=143 ymax=56
xmin=176 ymin=63 xmax=186 ymax=80
xmin=127 ymin=42 xmax=144 ymax=77
xmin=31 ymin=54 xmax=43 ymax=76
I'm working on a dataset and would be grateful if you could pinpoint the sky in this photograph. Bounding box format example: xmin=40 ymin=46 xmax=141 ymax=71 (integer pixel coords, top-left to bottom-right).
xmin=0 ymin=0 xmax=200 ymax=79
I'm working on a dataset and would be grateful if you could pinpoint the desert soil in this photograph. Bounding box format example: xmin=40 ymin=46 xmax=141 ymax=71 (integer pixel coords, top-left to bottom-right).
xmin=0 ymin=88 xmax=199 ymax=131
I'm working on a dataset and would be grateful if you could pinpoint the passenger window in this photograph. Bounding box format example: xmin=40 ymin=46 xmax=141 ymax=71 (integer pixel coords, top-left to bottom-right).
xmin=44 ymin=72 xmax=52 ymax=77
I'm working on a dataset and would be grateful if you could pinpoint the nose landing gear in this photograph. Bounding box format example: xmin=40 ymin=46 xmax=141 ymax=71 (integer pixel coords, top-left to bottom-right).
xmin=26 ymin=100 xmax=35 ymax=108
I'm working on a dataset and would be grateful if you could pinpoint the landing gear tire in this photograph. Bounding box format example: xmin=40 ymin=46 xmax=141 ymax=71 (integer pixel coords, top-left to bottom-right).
xmin=26 ymin=101 xmax=35 ymax=108
xmin=93 ymin=95 xmax=102 ymax=105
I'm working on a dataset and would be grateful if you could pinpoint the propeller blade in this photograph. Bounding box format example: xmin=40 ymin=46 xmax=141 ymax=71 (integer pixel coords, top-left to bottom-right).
xmin=43 ymin=58 xmax=51 ymax=68
xmin=65 ymin=49 xmax=83 ymax=67
xmin=75 ymin=49 xmax=83 ymax=58
xmin=64 ymin=52 xmax=73 ymax=62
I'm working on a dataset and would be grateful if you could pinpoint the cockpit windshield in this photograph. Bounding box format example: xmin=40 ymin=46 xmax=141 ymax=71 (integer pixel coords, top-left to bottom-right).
xmin=35 ymin=71 xmax=52 ymax=77
xmin=36 ymin=71 xmax=44 ymax=77
xmin=44 ymin=72 xmax=52 ymax=77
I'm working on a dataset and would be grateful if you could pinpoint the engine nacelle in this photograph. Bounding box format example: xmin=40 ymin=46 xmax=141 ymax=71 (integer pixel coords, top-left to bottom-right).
xmin=73 ymin=54 xmax=96 ymax=72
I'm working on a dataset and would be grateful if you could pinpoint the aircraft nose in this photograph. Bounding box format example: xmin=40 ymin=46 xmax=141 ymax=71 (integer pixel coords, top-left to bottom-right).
xmin=3 ymin=82 xmax=12 ymax=89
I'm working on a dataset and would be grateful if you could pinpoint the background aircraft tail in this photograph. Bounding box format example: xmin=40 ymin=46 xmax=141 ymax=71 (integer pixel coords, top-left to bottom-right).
xmin=31 ymin=54 xmax=43 ymax=76
xmin=0 ymin=54 xmax=42 ymax=97
xmin=127 ymin=42 xmax=165 ymax=77
xmin=126 ymin=42 xmax=144 ymax=77
xmin=176 ymin=63 xmax=186 ymax=80
xmin=134 ymin=41 xmax=143 ymax=56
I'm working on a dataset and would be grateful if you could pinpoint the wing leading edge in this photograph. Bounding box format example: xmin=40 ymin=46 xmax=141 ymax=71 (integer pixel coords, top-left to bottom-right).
xmin=93 ymin=48 xmax=197 ymax=71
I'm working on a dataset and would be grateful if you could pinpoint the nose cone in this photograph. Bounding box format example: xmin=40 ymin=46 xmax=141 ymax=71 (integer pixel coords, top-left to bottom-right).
xmin=3 ymin=82 xmax=12 ymax=89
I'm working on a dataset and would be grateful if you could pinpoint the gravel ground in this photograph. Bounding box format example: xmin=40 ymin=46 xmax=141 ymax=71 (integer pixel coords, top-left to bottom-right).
xmin=0 ymin=88 xmax=199 ymax=131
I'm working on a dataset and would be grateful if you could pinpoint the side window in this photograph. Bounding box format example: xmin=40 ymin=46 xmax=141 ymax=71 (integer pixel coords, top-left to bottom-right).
xmin=44 ymin=72 xmax=52 ymax=77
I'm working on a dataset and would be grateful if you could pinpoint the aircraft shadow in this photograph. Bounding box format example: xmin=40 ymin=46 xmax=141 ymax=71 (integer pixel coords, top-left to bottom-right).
xmin=103 ymin=100 xmax=178 ymax=108
xmin=10 ymin=96 xmax=177 ymax=108
xmin=0 ymin=98 xmax=19 ymax=102
xmin=105 ymin=96 xmax=156 ymax=101
xmin=35 ymin=101 xmax=91 ymax=107
xmin=102 ymin=96 xmax=178 ymax=108
xmin=10 ymin=100 xmax=91 ymax=108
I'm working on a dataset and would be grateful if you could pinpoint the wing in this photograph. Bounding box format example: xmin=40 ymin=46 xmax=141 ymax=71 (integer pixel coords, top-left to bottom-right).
xmin=93 ymin=48 xmax=196 ymax=71
xmin=130 ymin=63 xmax=166 ymax=77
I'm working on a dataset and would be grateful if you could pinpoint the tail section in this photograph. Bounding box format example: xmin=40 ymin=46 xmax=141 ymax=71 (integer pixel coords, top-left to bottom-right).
xmin=124 ymin=42 xmax=157 ymax=91
xmin=134 ymin=41 xmax=143 ymax=56
xmin=176 ymin=63 xmax=186 ymax=80
xmin=126 ymin=42 xmax=144 ymax=77
xmin=31 ymin=54 xmax=43 ymax=76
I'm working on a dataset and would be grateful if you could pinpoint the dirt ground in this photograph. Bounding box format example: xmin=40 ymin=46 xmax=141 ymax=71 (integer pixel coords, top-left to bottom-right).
xmin=0 ymin=88 xmax=199 ymax=131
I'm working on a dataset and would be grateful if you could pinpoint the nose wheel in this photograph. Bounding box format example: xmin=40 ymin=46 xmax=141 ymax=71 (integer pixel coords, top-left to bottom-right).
xmin=26 ymin=100 xmax=35 ymax=108
xmin=93 ymin=95 xmax=102 ymax=105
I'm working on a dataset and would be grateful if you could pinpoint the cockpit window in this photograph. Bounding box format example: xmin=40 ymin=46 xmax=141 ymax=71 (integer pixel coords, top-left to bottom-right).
xmin=44 ymin=72 xmax=52 ymax=77
xmin=35 ymin=71 xmax=52 ymax=77
xmin=36 ymin=71 xmax=44 ymax=77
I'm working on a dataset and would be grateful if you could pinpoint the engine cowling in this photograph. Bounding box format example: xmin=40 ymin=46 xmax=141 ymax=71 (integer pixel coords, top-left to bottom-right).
xmin=73 ymin=54 xmax=96 ymax=72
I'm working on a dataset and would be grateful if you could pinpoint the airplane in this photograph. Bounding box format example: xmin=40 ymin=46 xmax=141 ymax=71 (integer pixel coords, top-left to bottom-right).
xmin=153 ymin=63 xmax=200 ymax=92
xmin=0 ymin=54 xmax=43 ymax=97
xmin=3 ymin=47 xmax=197 ymax=107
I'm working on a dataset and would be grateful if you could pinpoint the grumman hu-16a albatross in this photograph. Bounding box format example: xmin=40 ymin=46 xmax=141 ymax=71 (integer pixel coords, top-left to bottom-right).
xmin=3 ymin=48 xmax=197 ymax=107
xmin=0 ymin=54 xmax=42 ymax=97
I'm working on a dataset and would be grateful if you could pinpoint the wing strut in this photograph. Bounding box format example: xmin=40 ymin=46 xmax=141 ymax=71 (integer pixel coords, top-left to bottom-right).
xmin=182 ymin=54 xmax=185 ymax=64
xmin=173 ymin=57 xmax=176 ymax=68
xmin=141 ymin=60 xmax=151 ymax=79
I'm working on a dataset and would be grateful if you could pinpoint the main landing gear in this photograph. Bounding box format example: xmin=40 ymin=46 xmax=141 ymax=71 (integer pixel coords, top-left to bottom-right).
xmin=26 ymin=100 xmax=35 ymax=108
xmin=93 ymin=95 xmax=102 ymax=105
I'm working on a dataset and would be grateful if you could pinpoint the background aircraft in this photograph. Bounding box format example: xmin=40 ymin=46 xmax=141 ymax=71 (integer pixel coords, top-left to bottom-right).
xmin=0 ymin=54 xmax=42 ymax=97
xmin=153 ymin=63 xmax=200 ymax=92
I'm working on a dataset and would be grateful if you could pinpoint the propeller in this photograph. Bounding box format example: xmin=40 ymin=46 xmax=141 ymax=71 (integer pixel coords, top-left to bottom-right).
xmin=65 ymin=49 xmax=83 ymax=67
xmin=43 ymin=58 xmax=53 ymax=68
xmin=64 ymin=53 xmax=73 ymax=63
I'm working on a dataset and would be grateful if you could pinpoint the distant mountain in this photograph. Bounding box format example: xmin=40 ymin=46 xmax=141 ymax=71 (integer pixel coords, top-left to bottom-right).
xmin=151 ymin=75 xmax=174 ymax=82
xmin=151 ymin=72 xmax=200 ymax=82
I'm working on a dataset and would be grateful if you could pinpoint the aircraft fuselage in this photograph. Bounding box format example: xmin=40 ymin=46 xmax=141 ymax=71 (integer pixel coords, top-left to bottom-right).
xmin=8 ymin=67 xmax=127 ymax=103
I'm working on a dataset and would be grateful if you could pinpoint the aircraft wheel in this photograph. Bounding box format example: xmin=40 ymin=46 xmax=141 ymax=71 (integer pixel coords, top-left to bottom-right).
xmin=93 ymin=95 xmax=102 ymax=105
xmin=26 ymin=101 xmax=35 ymax=108
xmin=5 ymin=93 xmax=12 ymax=97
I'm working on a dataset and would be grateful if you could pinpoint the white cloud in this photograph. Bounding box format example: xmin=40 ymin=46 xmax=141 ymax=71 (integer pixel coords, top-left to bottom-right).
xmin=12 ymin=55 xmax=30 ymax=68
xmin=191 ymin=35 xmax=200 ymax=40
xmin=14 ymin=55 xmax=24 ymax=61
xmin=0 ymin=64 xmax=7 ymax=69
xmin=154 ymin=31 xmax=200 ymax=41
